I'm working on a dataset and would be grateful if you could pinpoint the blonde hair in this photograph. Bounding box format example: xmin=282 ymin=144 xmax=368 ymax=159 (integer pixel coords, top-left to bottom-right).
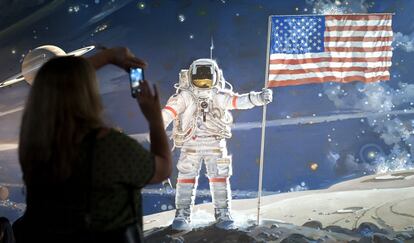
xmin=19 ymin=56 xmax=104 ymax=184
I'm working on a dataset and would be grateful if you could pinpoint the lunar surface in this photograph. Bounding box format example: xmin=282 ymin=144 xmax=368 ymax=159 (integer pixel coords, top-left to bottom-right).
xmin=143 ymin=169 xmax=414 ymax=242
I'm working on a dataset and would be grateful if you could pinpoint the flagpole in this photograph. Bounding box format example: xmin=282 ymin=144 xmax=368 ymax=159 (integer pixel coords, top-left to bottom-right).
xmin=257 ymin=16 xmax=272 ymax=225
xmin=210 ymin=37 xmax=214 ymax=59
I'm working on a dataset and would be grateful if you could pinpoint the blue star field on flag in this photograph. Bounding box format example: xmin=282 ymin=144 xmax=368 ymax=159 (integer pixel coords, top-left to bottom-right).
xmin=270 ymin=16 xmax=325 ymax=54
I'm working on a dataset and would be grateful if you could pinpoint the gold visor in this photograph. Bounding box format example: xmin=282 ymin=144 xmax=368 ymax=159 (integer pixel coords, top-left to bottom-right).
xmin=192 ymin=79 xmax=213 ymax=88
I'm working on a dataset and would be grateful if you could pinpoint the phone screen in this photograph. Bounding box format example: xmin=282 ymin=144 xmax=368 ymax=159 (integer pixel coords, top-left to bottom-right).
xmin=130 ymin=68 xmax=144 ymax=98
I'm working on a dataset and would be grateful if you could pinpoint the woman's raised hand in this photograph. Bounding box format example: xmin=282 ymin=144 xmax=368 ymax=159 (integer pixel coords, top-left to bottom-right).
xmin=88 ymin=46 xmax=147 ymax=71
xmin=136 ymin=80 xmax=163 ymax=125
xmin=108 ymin=47 xmax=147 ymax=71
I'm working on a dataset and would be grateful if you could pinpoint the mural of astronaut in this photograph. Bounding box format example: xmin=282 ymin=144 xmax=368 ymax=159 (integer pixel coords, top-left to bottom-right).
xmin=161 ymin=58 xmax=273 ymax=230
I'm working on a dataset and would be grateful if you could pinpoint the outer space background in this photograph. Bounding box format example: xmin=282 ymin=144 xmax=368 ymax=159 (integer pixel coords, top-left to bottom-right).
xmin=1 ymin=0 xmax=414 ymax=221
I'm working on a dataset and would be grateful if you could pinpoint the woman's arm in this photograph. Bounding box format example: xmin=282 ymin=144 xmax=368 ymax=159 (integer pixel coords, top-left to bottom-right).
xmin=136 ymin=80 xmax=173 ymax=184
xmin=88 ymin=47 xmax=171 ymax=183
xmin=87 ymin=47 xmax=147 ymax=70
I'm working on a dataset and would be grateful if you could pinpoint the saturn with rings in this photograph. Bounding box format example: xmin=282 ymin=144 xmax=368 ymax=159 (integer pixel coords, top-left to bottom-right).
xmin=0 ymin=45 xmax=95 ymax=88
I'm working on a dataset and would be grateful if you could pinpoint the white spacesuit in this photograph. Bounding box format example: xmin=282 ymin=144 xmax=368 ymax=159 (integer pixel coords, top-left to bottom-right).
xmin=162 ymin=58 xmax=272 ymax=230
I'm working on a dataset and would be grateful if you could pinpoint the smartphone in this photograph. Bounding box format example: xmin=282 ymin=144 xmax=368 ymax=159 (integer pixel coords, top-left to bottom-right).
xmin=129 ymin=67 xmax=144 ymax=98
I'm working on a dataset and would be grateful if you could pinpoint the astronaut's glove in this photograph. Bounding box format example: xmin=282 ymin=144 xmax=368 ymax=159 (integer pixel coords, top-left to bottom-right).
xmin=261 ymin=88 xmax=273 ymax=104
xmin=249 ymin=88 xmax=273 ymax=106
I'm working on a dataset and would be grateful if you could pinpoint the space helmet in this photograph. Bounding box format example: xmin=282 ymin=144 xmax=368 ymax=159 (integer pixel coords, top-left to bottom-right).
xmin=188 ymin=58 xmax=221 ymax=89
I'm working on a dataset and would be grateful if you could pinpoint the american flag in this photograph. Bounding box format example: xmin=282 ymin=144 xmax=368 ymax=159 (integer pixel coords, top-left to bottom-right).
xmin=267 ymin=14 xmax=393 ymax=87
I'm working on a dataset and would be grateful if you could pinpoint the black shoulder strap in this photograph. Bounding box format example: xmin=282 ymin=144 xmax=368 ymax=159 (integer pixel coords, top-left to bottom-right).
xmin=129 ymin=187 xmax=138 ymax=222
xmin=84 ymin=129 xmax=98 ymax=229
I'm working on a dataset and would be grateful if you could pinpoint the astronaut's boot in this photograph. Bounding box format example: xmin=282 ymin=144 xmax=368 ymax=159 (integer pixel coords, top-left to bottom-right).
xmin=214 ymin=208 xmax=235 ymax=230
xmin=172 ymin=207 xmax=192 ymax=231
xmin=209 ymin=177 xmax=235 ymax=229
xmin=172 ymin=177 xmax=197 ymax=231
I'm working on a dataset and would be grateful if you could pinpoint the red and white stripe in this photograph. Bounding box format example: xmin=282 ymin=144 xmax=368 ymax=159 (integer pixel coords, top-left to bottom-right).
xmin=268 ymin=14 xmax=393 ymax=87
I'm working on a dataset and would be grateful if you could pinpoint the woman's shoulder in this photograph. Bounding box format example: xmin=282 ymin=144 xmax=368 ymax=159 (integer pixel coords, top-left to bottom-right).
xmin=94 ymin=128 xmax=151 ymax=165
xmin=96 ymin=127 xmax=139 ymax=147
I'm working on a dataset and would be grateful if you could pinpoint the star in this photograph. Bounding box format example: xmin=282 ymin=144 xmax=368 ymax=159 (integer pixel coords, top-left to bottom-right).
xmin=310 ymin=163 xmax=318 ymax=171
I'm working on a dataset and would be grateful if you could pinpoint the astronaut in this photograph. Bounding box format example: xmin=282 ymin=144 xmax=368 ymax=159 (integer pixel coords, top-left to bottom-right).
xmin=162 ymin=58 xmax=272 ymax=230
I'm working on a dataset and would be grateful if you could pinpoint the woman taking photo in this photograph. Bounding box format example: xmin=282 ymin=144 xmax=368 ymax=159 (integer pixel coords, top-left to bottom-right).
xmin=14 ymin=47 xmax=172 ymax=243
